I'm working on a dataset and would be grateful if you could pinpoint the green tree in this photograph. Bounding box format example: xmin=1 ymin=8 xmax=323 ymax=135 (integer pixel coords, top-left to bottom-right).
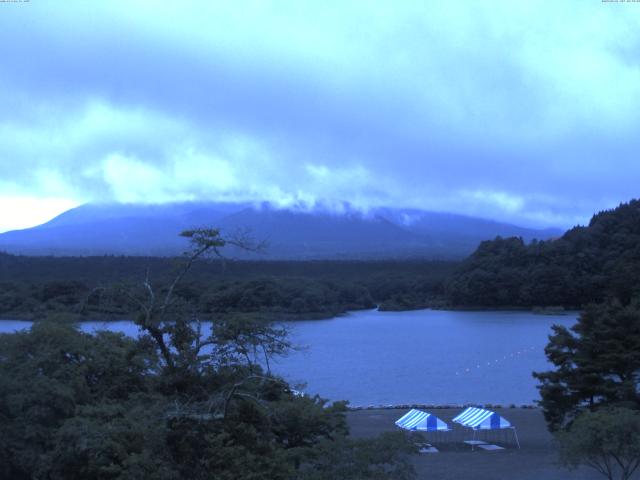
xmin=558 ymin=408 xmax=640 ymax=480
xmin=450 ymin=200 xmax=640 ymax=308
xmin=43 ymin=400 xmax=179 ymax=480
xmin=0 ymin=322 xmax=158 ymax=479
xmin=533 ymin=300 xmax=640 ymax=430
xmin=298 ymin=432 xmax=416 ymax=480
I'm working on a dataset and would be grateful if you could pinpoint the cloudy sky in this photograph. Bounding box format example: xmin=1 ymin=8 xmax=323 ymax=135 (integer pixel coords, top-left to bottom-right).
xmin=1 ymin=1 xmax=639 ymax=232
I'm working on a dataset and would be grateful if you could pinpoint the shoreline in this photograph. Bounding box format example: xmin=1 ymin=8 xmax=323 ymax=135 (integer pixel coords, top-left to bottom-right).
xmin=0 ymin=305 xmax=580 ymax=323
xmin=347 ymin=403 xmax=539 ymax=411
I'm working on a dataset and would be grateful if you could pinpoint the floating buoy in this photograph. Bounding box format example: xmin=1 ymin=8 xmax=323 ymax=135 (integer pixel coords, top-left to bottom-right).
xmin=455 ymin=345 xmax=542 ymax=376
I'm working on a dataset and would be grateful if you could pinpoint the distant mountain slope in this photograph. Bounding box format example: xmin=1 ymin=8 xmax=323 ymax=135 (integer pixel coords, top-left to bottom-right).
xmin=216 ymin=208 xmax=429 ymax=258
xmin=446 ymin=199 xmax=640 ymax=307
xmin=371 ymin=208 xmax=561 ymax=255
xmin=0 ymin=202 xmax=562 ymax=259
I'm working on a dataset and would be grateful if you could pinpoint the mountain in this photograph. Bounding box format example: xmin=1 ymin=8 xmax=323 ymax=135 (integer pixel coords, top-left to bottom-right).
xmin=0 ymin=202 xmax=562 ymax=259
xmin=446 ymin=199 xmax=640 ymax=307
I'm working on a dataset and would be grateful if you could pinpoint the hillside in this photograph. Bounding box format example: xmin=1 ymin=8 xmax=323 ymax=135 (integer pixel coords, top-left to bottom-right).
xmin=0 ymin=202 xmax=561 ymax=259
xmin=446 ymin=199 xmax=640 ymax=307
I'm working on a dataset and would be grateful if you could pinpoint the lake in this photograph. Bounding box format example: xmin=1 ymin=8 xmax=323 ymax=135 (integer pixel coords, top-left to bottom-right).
xmin=0 ymin=309 xmax=577 ymax=406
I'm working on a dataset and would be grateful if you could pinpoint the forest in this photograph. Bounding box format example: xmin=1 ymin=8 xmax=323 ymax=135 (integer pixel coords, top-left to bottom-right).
xmin=0 ymin=253 xmax=455 ymax=321
xmin=446 ymin=200 xmax=640 ymax=308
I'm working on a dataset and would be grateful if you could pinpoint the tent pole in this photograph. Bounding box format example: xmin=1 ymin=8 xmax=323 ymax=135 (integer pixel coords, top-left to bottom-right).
xmin=512 ymin=427 xmax=521 ymax=449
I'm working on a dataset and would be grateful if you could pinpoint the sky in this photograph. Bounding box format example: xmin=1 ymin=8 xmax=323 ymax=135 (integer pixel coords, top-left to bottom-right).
xmin=1 ymin=1 xmax=639 ymax=233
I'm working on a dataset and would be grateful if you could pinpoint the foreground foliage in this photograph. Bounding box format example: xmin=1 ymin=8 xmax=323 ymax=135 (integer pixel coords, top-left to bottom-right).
xmin=536 ymin=299 xmax=640 ymax=480
xmin=534 ymin=300 xmax=640 ymax=431
xmin=558 ymin=408 xmax=640 ymax=480
xmin=0 ymin=229 xmax=415 ymax=479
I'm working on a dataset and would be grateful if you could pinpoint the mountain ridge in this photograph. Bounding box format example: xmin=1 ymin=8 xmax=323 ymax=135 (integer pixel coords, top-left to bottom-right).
xmin=0 ymin=202 xmax=563 ymax=259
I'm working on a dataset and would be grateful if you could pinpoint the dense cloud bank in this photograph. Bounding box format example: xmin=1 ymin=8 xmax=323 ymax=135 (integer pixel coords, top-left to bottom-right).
xmin=1 ymin=1 xmax=639 ymax=230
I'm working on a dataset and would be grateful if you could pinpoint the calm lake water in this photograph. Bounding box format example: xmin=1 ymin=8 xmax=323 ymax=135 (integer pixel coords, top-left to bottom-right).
xmin=0 ymin=309 xmax=577 ymax=406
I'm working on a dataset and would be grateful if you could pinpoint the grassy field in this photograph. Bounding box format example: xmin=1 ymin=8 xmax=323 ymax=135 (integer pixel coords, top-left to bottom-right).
xmin=347 ymin=408 xmax=607 ymax=480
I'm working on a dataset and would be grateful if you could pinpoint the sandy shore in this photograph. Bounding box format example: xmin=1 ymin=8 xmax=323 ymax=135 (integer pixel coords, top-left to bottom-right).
xmin=346 ymin=408 xmax=605 ymax=480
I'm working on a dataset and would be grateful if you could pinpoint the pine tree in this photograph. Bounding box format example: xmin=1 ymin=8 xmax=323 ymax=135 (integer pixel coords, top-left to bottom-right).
xmin=534 ymin=300 xmax=640 ymax=431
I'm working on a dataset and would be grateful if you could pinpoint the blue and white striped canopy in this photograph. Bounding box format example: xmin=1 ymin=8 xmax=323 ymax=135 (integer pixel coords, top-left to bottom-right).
xmin=453 ymin=407 xmax=512 ymax=430
xmin=395 ymin=409 xmax=449 ymax=431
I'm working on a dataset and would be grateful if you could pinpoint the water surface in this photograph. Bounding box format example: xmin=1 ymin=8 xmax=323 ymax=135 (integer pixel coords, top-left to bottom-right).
xmin=276 ymin=309 xmax=577 ymax=406
xmin=0 ymin=309 xmax=577 ymax=406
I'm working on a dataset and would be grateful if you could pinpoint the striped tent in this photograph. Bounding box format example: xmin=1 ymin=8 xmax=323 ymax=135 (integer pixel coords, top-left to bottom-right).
xmin=452 ymin=407 xmax=511 ymax=430
xmin=395 ymin=409 xmax=449 ymax=432
xmin=453 ymin=407 xmax=520 ymax=448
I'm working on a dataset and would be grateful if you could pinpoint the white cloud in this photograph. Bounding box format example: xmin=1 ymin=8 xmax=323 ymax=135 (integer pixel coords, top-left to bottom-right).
xmin=464 ymin=190 xmax=525 ymax=214
xmin=0 ymin=196 xmax=80 ymax=233
xmin=100 ymin=149 xmax=240 ymax=203
xmin=101 ymin=154 xmax=167 ymax=203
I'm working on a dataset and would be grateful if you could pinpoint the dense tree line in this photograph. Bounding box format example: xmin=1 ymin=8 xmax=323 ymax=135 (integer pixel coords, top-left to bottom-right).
xmin=447 ymin=200 xmax=640 ymax=308
xmin=0 ymin=254 xmax=454 ymax=320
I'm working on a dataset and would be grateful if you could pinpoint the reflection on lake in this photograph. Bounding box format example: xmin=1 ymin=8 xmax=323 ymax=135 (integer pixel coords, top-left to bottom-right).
xmin=0 ymin=309 xmax=577 ymax=406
